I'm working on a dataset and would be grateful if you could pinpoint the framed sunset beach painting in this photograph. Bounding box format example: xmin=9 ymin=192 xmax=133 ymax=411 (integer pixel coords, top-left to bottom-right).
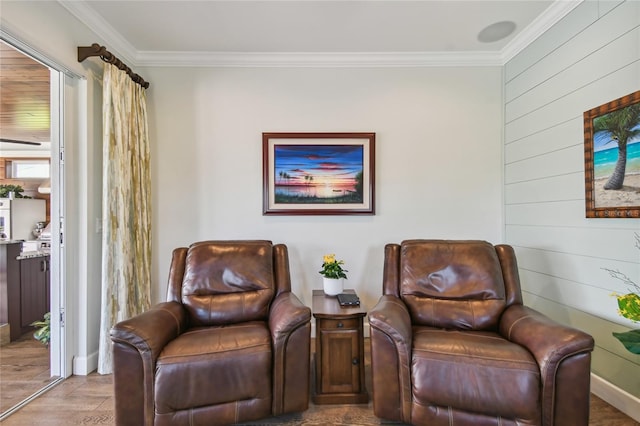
xmin=262 ymin=132 xmax=375 ymax=215
xmin=584 ymin=90 xmax=640 ymax=218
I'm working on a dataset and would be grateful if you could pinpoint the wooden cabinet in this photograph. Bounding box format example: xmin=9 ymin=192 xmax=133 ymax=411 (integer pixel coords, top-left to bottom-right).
xmin=0 ymin=242 xmax=21 ymax=341
xmin=312 ymin=289 xmax=368 ymax=405
xmin=20 ymin=255 xmax=50 ymax=329
xmin=0 ymin=243 xmax=49 ymax=341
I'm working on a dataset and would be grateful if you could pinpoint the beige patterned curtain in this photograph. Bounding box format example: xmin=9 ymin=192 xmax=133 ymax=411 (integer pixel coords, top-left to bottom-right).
xmin=98 ymin=63 xmax=152 ymax=374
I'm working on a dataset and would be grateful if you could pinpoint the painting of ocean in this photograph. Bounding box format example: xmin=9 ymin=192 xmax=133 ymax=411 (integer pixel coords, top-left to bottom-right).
xmin=273 ymin=144 xmax=364 ymax=204
xmin=594 ymin=140 xmax=640 ymax=179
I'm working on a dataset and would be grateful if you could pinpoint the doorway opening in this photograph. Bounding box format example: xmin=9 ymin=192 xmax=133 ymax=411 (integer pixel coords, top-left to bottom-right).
xmin=0 ymin=38 xmax=66 ymax=419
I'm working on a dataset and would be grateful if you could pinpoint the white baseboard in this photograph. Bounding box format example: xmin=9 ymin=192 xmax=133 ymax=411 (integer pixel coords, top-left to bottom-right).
xmin=72 ymin=350 xmax=98 ymax=375
xmin=591 ymin=373 xmax=640 ymax=422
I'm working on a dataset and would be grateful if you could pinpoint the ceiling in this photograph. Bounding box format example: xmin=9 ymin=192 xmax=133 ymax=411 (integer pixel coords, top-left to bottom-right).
xmin=0 ymin=0 xmax=581 ymax=148
xmin=0 ymin=42 xmax=50 ymax=148
xmin=61 ymin=0 xmax=581 ymax=66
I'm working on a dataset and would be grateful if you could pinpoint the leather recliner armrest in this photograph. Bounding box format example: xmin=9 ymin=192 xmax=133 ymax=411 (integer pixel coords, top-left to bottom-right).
xmin=269 ymin=292 xmax=312 ymax=415
xmin=110 ymin=301 xmax=188 ymax=426
xmin=500 ymin=304 xmax=595 ymax=425
xmin=500 ymin=304 xmax=594 ymax=375
xmin=368 ymin=295 xmax=414 ymax=422
xmin=369 ymin=295 xmax=413 ymax=349
xmin=269 ymin=292 xmax=311 ymax=337
xmin=111 ymin=301 xmax=188 ymax=363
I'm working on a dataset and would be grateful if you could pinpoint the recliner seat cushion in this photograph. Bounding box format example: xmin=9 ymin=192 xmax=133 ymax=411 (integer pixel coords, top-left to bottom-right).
xmin=154 ymin=322 xmax=272 ymax=416
xmin=411 ymin=327 xmax=541 ymax=424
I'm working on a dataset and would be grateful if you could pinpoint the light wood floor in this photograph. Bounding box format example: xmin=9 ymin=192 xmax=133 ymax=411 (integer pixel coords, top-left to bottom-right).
xmin=1 ymin=336 xmax=638 ymax=425
xmin=0 ymin=332 xmax=57 ymax=413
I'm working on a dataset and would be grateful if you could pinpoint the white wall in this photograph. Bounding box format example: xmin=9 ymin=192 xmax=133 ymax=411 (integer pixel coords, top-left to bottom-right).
xmin=145 ymin=66 xmax=504 ymax=308
xmin=504 ymin=0 xmax=640 ymax=402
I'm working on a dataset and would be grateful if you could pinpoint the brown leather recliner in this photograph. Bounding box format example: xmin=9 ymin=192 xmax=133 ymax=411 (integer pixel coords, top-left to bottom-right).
xmin=110 ymin=240 xmax=312 ymax=426
xmin=369 ymin=240 xmax=595 ymax=426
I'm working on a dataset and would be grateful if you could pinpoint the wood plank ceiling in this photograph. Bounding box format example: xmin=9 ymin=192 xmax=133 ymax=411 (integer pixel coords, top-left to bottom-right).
xmin=0 ymin=41 xmax=50 ymax=145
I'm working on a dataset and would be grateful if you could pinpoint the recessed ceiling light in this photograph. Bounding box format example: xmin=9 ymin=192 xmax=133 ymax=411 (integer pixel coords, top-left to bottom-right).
xmin=477 ymin=21 xmax=517 ymax=43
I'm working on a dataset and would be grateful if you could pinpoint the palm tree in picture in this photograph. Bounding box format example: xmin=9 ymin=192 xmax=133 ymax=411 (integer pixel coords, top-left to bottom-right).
xmin=282 ymin=172 xmax=291 ymax=196
xmin=304 ymin=175 xmax=313 ymax=196
xmin=354 ymin=170 xmax=364 ymax=198
xmin=594 ymin=103 xmax=640 ymax=190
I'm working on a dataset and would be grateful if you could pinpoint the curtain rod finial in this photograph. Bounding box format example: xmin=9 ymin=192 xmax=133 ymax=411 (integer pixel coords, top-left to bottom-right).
xmin=77 ymin=43 xmax=107 ymax=63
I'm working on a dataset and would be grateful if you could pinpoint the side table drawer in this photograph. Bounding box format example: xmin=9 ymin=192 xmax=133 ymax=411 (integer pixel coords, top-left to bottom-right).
xmin=317 ymin=318 xmax=359 ymax=330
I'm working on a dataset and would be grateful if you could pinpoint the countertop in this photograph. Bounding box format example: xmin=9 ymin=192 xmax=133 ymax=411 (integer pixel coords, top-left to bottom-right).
xmin=17 ymin=250 xmax=50 ymax=260
xmin=0 ymin=239 xmax=22 ymax=245
xmin=0 ymin=240 xmax=50 ymax=259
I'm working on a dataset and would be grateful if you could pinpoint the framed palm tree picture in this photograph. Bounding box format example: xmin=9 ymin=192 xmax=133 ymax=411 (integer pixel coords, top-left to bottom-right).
xmin=262 ymin=132 xmax=375 ymax=215
xmin=584 ymin=90 xmax=640 ymax=218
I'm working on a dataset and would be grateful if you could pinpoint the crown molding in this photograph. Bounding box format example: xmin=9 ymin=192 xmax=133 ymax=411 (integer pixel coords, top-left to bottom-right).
xmin=58 ymin=0 xmax=582 ymax=68
xmin=500 ymin=0 xmax=583 ymax=63
xmin=136 ymin=50 xmax=503 ymax=67
xmin=57 ymin=0 xmax=138 ymax=66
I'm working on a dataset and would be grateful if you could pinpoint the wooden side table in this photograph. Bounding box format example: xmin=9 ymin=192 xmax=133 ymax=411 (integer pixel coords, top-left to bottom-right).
xmin=312 ymin=289 xmax=368 ymax=405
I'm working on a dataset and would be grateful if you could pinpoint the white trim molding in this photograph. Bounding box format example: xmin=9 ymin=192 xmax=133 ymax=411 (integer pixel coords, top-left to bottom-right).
xmin=500 ymin=0 xmax=583 ymax=63
xmin=591 ymin=373 xmax=640 ymax=422
xmin=136 ymin=50 xmax=503 ymax=68
xmin=73 ymin=350 xmax=99 ymax=376
xmin=57 ymin=0 xmax=138 ymax=67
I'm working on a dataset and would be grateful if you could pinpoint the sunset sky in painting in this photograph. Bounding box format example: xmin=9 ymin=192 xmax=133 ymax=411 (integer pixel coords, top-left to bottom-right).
xmin=274 ymin=144 xmax=363 ymax=187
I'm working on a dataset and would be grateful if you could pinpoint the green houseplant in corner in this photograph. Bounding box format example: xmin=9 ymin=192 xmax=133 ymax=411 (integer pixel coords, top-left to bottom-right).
xmin=31 ymin=312 xmax=51 ymax=347
xmin=604 ymin=232 xmax=640 ymax=354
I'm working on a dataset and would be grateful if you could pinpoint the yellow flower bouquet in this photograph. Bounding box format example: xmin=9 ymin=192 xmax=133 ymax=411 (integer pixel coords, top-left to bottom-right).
xmin=319 ymin=254 xmax=348 ymax=280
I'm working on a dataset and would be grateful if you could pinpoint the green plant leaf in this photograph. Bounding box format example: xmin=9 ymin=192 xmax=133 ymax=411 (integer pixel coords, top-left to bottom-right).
xmin=617 ymin=293 xmax=640 ymax=323
xmin=319 ymin=255 xmax=348 ymax=279
xmin=612 ymin=330 xmax=640 ymax=354
xmin=31 ymin=312 xmax=51 ymax=346
xmin=0 ymin=184 xmax=26 ymax=198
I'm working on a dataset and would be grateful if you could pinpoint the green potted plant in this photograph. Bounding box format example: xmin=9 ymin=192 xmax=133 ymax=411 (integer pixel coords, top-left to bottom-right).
xmin=0 ymin=184 xmax=30 ymax=198
xmin=604 ymin=232 xmax=640 ymax=354
xmin=319 ymin=253 xmax=348 ymax=296
xmin=31 ymin=312 xmax=51 ymax=347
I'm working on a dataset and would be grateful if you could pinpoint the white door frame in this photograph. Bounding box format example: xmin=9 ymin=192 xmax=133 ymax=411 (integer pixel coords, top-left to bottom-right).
xmin=1 ymin=30 xmax=84 ymax=379
xmin=49 ymin=67 xmax=66 ymax=378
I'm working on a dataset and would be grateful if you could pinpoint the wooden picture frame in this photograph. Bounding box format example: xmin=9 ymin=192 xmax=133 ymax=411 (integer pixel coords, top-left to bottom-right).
xmin=262 ymin=132 xmax=375 ymax=215
xmin=584 ymin=90 xmax=640 ymax=218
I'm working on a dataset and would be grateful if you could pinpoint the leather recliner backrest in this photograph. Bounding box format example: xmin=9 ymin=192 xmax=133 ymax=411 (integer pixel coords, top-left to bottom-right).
xmin=399 ymin=240 xmax=506 ymax=331
xmin=180 ymin=240 xmax=275 ymax=326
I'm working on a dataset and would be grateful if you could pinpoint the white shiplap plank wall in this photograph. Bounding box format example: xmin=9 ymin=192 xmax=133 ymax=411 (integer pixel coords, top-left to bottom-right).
xmin=503 ymin=0 xmax=640 ymax=400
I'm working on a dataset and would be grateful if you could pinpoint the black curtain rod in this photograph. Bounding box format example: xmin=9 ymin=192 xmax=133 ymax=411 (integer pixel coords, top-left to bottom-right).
xmin=77 ymin=43 xmax=150 ymax=89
